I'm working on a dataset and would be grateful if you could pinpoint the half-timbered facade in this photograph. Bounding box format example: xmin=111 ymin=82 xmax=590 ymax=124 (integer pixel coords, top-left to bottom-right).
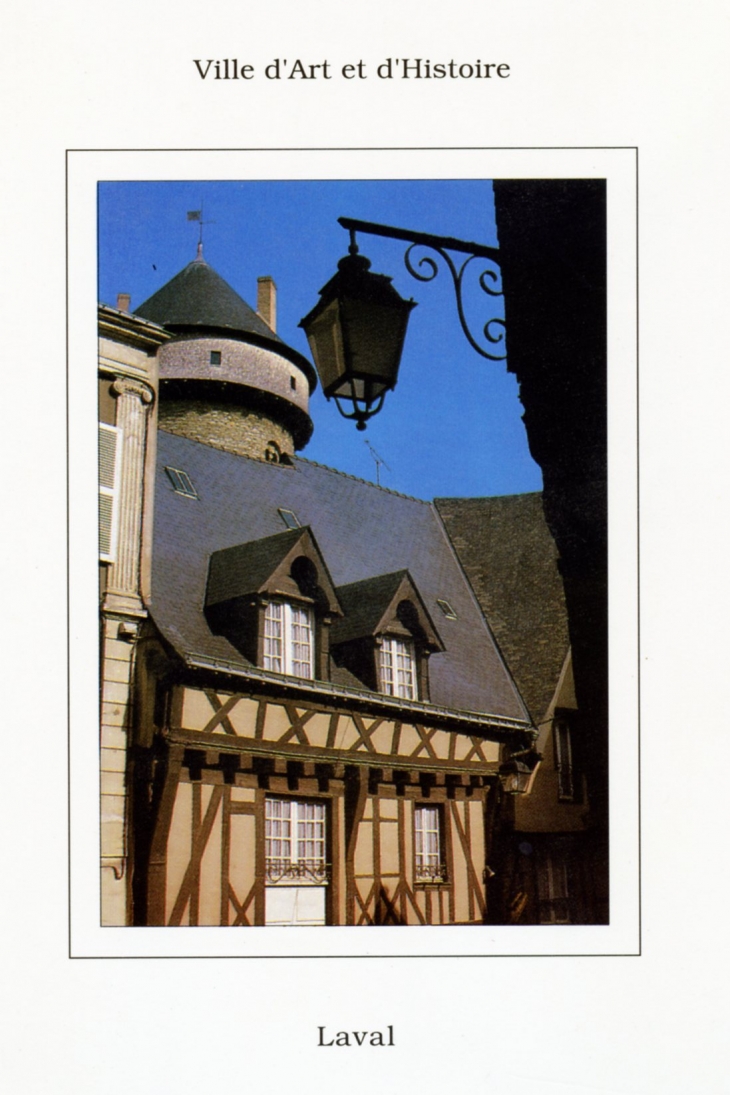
xmin=129 ymin=435 xmax=534 ymax=927
xmin=100 ymin=249 xmax=536 ymax=927
xmin=136 ymin=684 xmax=510 ymax=927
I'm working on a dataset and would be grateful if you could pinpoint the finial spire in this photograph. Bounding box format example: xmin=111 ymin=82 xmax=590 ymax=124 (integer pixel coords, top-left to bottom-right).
xmin=187 ymin=204 xmax=214 ymax=261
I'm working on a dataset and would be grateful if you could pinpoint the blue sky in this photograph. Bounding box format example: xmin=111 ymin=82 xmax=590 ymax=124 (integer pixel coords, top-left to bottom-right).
xmin=98 ymin=179 xmax=542 ymax=500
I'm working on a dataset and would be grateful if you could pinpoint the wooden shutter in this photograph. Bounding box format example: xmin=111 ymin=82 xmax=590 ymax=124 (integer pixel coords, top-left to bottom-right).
xmin=99 ymin=423 xmax=121 ymax=561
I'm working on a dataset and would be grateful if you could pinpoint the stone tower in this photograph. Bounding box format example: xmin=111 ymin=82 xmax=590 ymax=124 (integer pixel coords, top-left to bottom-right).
xmin=134 ymin=247 xmax=316 ymax=461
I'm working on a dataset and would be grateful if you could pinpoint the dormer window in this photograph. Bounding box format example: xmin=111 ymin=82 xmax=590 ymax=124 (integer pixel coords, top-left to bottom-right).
xmin=330 ymin=571 xmax=444 ymax=702
xmin=205 ymin=526 xmax=343 ymax=682
xmin=264 ymin=601 xmax=314 ymax=678
xmin=379 ymin=636 xmax=417 ymax=699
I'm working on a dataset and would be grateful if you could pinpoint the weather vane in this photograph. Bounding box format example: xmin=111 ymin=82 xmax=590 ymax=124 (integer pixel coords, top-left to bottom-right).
xmin=187 ymin=204 xmax=215 ymax=256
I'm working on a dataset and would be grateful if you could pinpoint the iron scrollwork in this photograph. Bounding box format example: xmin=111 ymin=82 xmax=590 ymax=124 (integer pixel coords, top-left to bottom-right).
xmin=265 ymin=860 xmax=331 ymax=885
xmin=339 ymin=216 xmax=507 ymax=362
xmin=403 ymin=243 xmax=506 ymax=361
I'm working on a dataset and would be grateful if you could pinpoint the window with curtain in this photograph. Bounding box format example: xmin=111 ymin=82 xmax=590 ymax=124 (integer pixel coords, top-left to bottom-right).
xmin=263 ymin=601 xmax=314 ymax=678
xmin=414 ymin=804 xmax=445 ymax=882
xmin=265 ymin=798 xmax=327 ymax=884
xmin=379 ymin=636 xmax=417 ymax=699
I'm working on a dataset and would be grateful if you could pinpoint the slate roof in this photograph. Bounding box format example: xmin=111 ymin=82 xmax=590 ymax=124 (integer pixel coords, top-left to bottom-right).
xmin=206 ymin=526 xmax=342 ymax=616
xmin=435 ymin=494 xmax=570 ymax=723
xmin=150 ymin=430 xmax=530 ymax=725
xmin=205 ymin=527 xmax=305 ymax=606
xmin=136 ymin=257 xmax=278 ymax=341
xmin=331 ymin=571 xmax=443 ymax=649
xmin=135 ymin=256 xmax=318 ymax=389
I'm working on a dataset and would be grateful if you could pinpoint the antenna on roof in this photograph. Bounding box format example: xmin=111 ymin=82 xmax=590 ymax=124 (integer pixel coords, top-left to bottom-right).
xmin=187 ymin=203 xmax=215 ymax=260
xmin=365 ymin=440 xmax=391 ymax=487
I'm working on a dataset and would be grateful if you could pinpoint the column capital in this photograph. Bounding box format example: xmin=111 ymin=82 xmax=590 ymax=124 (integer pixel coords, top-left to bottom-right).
xmin=111 ymin=376 xmax=155 ymax=405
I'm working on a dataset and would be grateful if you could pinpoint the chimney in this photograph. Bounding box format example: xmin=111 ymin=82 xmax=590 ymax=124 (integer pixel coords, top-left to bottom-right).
xmin=117 ymin=293 xmax=131 ymax=313
xmin=257 ymin=276 xmax=277 ymax=333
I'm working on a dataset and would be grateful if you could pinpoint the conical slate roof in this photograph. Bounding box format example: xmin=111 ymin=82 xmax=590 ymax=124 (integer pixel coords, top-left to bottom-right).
xmin=135 ymin=255 xmax=282 ymax=342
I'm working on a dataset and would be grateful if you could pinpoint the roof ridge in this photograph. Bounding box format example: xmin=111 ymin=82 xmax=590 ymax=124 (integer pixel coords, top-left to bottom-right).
xmin=434 ymin=490 xmax=544 ymax=503
xmin=337 ymin=567 xmax=410 ymax=588
xmin=294 ymin=455 xmax=430 ymax=504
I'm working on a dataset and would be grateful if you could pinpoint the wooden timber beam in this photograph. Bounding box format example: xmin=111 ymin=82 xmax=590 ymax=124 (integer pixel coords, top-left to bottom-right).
xmin=167 ymin=726 xmax=501 ymax=779
xmin=145 ymin=744 xmax=184 ymax=926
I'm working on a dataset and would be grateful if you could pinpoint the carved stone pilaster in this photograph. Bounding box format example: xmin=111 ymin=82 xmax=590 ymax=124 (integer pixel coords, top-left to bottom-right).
xmin=103 ymin=377 xmax=155 ymax=615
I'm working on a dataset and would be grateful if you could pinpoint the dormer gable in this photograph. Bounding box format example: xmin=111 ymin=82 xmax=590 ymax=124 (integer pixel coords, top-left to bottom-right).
xmin=331 ymin=570 xmax=443 ymax=650
xmin=330 ymin=570 xmax=444 ymax=699
xmin=205 ymin=527 xmax=343 ymax=677
xmin=206 ymin=526 xmax=341 ymax=614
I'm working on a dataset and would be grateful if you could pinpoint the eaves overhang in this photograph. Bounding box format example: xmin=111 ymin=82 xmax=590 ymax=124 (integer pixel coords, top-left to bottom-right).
xmin=183 ymin=653 xmax=536 ymax=745
xmin=98 ymin=304 xmax=170 ymax=352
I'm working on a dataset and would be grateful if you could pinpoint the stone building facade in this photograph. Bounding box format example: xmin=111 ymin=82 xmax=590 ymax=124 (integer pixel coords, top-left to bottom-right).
xmin=98 ymin=303 xmax=168 ymax=923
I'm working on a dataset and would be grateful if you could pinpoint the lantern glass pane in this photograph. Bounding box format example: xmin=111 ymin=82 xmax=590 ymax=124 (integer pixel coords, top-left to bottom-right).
xmin=304 ymin=299 xmax=346 ymax=392
xmin=340 ymin=298 xmax=409 ymax=382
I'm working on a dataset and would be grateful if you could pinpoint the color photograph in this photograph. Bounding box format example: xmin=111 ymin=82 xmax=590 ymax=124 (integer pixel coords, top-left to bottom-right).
xmin=91 ymin=166 xmax=620 ymax=940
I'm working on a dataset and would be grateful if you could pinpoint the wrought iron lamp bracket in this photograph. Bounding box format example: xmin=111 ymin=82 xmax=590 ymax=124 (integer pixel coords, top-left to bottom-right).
xmin=339 ymin=217 xmax=507 ymax=362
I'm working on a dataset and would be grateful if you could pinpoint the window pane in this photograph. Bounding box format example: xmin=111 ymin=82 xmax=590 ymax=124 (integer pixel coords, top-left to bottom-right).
xmin=263 ymin=602 xmax=314 ymax=678
xmin=380 ymin=641 xmax=395 ymax=694
xmin=380 ymin=637 xmax=417 ymax=699
xmin=266 ymin=799 xmax=327 ymax=884
xmin=265 ymin=798 xmax=292 ymax=879
xmin=415 ymin=805 xmax=444 ymax=881
xmin=556 ymin=722 xmax=574 ymax=799
xmin=264 ymin=602 xmax=284 ymax=672
xmin=290 ymin=605 xmax=314 ymax=678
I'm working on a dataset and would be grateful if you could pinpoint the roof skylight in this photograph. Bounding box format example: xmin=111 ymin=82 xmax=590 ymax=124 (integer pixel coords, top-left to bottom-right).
xmin=165 ymin=466 xmax=198 ymax=498
xmin=278 ymin=507 xmax=301 ymax=529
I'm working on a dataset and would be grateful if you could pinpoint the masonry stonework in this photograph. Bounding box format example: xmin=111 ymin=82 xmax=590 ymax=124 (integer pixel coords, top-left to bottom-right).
xmin=158 ymin=399 xmax=295 ymax=460
xmin=157 ymin=336 xmax=311 ymax=420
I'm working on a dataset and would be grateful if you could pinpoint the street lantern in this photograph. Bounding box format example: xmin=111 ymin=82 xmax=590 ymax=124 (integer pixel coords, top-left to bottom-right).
xmin=300 ymin=216 xmax=506 ymax=431
xmin=498 ymin=747 xmax=541 ymax=795
xmin=498 ymin=759 xmax=534 ymax=795
xmin=299 ymin=242 xmax=416 ymax=431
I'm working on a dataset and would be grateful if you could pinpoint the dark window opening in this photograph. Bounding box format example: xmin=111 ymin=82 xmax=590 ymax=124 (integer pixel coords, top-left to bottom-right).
xmin=554 ymin=720 xmax=574 ymax=801
xmin=291 ymin=555 xmax=318 ymax=598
